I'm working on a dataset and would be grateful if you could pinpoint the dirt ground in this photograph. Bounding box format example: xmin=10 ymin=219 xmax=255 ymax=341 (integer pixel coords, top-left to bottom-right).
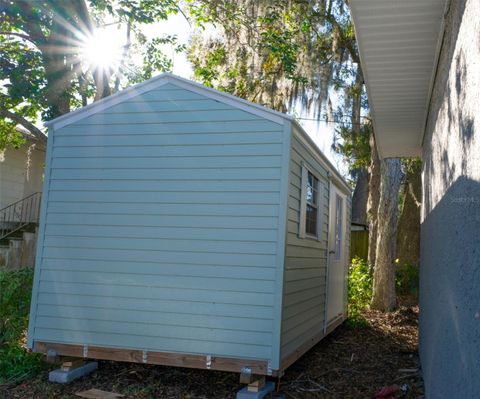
xmin=1 ymin=299 xmax=421 ymax=399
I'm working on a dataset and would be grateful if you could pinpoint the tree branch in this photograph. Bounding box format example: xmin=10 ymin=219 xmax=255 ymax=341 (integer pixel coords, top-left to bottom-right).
xmin=0 ymin=109 xmax=47 ymax=144
xmin=15 ymin=2 xmax=46 ymax=43
xmin=324 ymin=15 xmax=360 ymax=64
xmin=176 ymin=6 xmax=192 ymax=27
xmin=0 ymin=31 xmax=36 ymax=44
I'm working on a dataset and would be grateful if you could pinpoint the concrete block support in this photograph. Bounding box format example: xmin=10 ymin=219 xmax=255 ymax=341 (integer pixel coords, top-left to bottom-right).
xmin=236 ymin=381 xmax=275 ymax=399
xmin=49 ymin=361 xmax=98 ymax=384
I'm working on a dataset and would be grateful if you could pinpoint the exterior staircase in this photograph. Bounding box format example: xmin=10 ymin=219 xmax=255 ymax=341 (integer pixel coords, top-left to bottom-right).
xmin=0 ymin=192 xmax=41 ymax=268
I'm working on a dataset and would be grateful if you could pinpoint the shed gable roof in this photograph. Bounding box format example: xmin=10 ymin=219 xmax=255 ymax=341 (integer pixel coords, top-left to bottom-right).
xmin=45 ymin=73 xmax=292 ymax=130
xmin=44 ymin=73 xmax=351 ymax=191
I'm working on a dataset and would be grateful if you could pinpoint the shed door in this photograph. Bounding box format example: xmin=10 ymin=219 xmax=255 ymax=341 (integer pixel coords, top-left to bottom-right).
xmin=326 ymin=183 xmax=347 ymax=325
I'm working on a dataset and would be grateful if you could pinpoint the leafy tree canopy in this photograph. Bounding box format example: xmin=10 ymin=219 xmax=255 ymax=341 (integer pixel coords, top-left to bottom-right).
xmin=0 ymin=0 xmax=183 ymax=150
xmin=187 ymin=0 xmax=370 ymax=173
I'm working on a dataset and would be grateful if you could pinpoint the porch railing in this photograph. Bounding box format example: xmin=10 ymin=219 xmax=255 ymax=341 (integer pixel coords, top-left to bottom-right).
xmin=0 ymin=192 xmax=42 ymax=241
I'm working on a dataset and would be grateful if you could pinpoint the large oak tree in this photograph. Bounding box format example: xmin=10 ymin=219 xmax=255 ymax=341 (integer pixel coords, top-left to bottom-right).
xmin=0 ymin=0 xmax=181 ymax=149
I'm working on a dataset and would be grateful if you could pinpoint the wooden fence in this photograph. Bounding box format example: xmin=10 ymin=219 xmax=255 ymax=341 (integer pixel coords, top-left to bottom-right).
xmin=350 ymin=230 xmax=369 ymax=261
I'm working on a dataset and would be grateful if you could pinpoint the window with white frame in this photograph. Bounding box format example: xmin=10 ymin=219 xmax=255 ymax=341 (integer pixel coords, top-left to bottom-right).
xmin=299 ymin=163 xmax=321 ymax=239
xmin=334 ymin=194 xmax=343 ymax=260
xmin=306 ymin=171 xmax=319 ymax=236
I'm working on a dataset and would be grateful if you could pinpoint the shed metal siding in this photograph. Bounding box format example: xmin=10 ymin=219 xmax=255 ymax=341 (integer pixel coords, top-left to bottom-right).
xmin=280 ymin=129 xmax=330 ymax=359
xmin=28 ymin=83 xmax=286 ymax=362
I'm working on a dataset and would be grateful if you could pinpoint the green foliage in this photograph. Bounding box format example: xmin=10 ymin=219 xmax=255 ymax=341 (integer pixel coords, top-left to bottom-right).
xmin=1 ymin=0 xmax=182 ymax=149
xmin=187 ymin=1 xmax=311 ymax=112
xmin=0 ymin=121 xmax=26 ymax=150
xmin=257 ymin=9 xmax=303 ymax=82
xmin=396 ymin=262 xmax=419 ymax=297
xmin=0 ymin=269 xmax=34 ymax=345
xmin=191 ymin=45 xmax=228 ymax=87
xmin=0 ymin=21 xmax=45 ymax=150
xmin=0 ymin=268 xmax=45 ymax=385
xmin=0 ymin=344 xmax=44 ymax=385
xmin=347 ymin=258 xmax=419 ymax=328
xmin=90 ymin=0 xmax=178 ymax=23
xmin=332 ymin=121 xmax=372 ymax=171
xmin=187 ymin=0 xmax=349 ymax=111
xmin=187 ymin=0 xmax=372 ymax=176
xmin=347 ymin=257 xmax=372 ymax=327
xmin=402 ymin=157 xmax=422 ymax=176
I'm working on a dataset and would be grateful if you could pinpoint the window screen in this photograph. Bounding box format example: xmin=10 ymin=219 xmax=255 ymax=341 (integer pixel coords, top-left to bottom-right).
xmin=306 ymin=171 xmax=319 ymax=236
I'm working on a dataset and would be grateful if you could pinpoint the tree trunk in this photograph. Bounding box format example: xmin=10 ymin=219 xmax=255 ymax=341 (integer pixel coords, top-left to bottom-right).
xmin=40 ymin=2 xmax=88 ymax=118
xmin=93 ymin=69 xmax=113 ymax=101
xmin=41 ymin=37 xmax=74 ymax=118
xmin=367 ymin=133 xmax=381 ymax=268
xmin=40 ymin=1 xmax=95 ymax=117
xmin=350 ymin=64 xmax=369 ymax=226
xmin=396 ymin=161 xmax=422 ymax=266
xmin=371 ymin=158 xmax=403 ymax=312
xmin=351 ymin=167 xmax=369 ymax=225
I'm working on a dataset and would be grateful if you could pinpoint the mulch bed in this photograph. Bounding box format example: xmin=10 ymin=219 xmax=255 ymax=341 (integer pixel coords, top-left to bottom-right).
xmin=1 ymin=299 xmax=422 ymax=399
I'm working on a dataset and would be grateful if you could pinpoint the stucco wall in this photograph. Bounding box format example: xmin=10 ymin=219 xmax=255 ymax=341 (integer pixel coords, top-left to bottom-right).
xmin=421 ymin=1 xmax=480 ymax=397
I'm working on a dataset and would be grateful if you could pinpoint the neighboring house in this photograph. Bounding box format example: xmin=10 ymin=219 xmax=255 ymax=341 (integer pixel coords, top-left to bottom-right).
xmin=27 ymin=74 xmax=351 ymax=377
xmin=0 ymin=128 xmax=45 ymax=268
xmin=0 ymin=127 xmax=45 ymax=209
xmin=350 ymin=1 xmax=479 ymax=397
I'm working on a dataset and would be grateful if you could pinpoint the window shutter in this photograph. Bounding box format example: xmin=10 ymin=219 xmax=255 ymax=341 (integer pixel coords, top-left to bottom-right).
xmin=298 ymin=163 xmax=308 ymax=238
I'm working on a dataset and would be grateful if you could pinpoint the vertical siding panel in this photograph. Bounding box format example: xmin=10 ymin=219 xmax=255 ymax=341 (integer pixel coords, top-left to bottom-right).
xmin=271 ymin=121 xmax=291 ymax=370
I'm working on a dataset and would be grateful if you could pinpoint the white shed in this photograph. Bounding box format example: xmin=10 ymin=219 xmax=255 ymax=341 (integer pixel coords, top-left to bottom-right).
xmin=28 ymin=74 xmax=350 ymax=376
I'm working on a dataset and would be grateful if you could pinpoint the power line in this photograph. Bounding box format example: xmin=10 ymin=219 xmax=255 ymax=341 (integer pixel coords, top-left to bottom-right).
xmin=296 ymin=116 xmax=370 ymax=126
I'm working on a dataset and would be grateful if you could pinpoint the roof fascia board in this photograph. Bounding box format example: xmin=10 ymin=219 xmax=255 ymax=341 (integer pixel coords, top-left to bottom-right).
xmin=46 ymin=73 xmax=291 ymax=130
xmin=46 ymin=75 xmax=171 ymax=130
xmin=292 ymin=120 xmax=351 ymax=194
xmin=162 ymin=75 xmax=289 ymax=125
xmin=420 ymin=0 xmax=451 ymax=149
xmin=47 ymin=81 xmax=172 ymax=130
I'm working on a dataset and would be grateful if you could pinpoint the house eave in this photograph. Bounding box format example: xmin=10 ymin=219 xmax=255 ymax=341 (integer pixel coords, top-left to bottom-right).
xmin=349 ymin=0 xmax=449 ymax=158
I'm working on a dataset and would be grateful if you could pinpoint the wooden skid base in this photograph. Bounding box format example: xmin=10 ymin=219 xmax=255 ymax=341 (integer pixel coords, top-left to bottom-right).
xmin=34 ymin=316 xmax=345 ymax=378
xmin=34 ymin=342 xmax=271 ymax=375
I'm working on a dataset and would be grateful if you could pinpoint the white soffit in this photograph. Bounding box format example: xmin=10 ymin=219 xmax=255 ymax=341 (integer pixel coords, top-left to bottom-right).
xmin=349 ymin=0 xmax=448 ymax=157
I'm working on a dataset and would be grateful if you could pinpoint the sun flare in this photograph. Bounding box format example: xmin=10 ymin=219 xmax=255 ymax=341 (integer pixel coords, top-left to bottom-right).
xmin=81 ymin=29 xmax=124 ymax=71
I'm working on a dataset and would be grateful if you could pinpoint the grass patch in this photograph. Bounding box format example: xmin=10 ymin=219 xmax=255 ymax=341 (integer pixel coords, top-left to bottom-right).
xmin=0 ymin=268 xmax=45 ymax=385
